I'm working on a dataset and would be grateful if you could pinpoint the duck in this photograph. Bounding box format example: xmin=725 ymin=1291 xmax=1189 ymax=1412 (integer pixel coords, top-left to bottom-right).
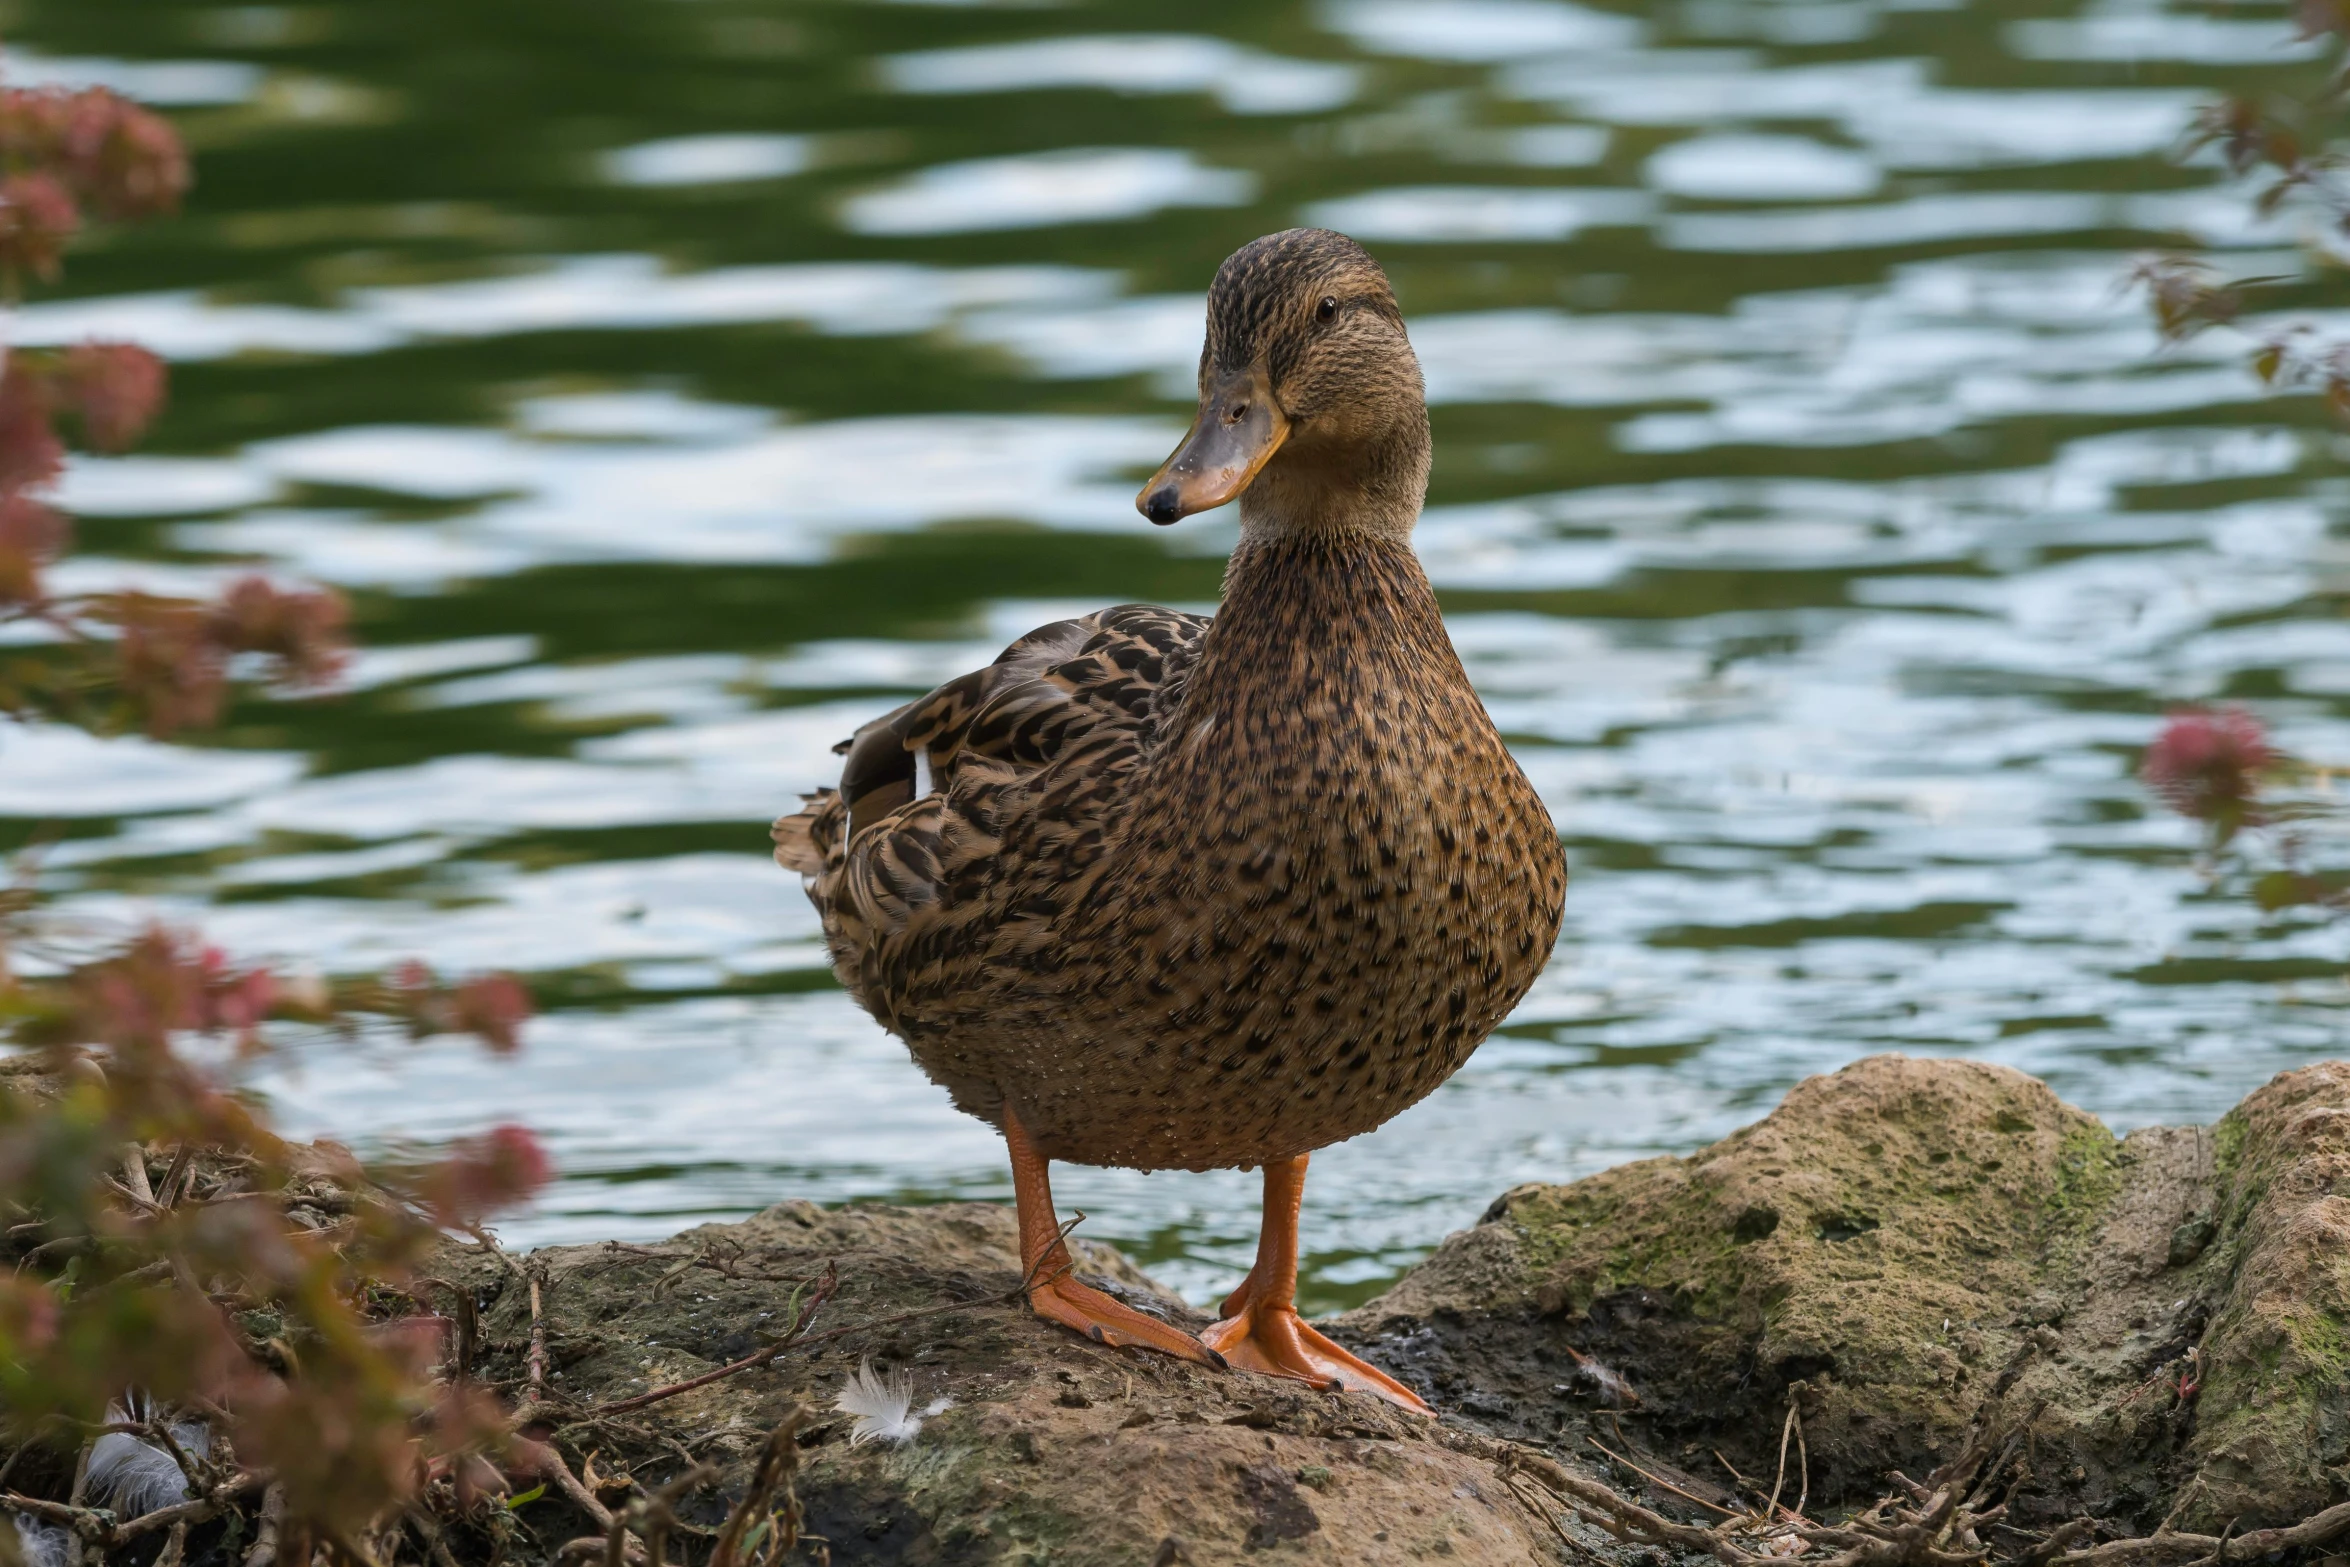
xmin=772 ymin=228 xmax=1568 ymax=1411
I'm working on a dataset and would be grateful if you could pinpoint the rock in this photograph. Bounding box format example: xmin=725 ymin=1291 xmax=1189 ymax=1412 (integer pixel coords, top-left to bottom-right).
xmin=2190 ymin=1060 xmax=2350 ymax=1518
xmin=1333 ymin=1054 xmax=2350 ymax=1531
xmin=2167 ymin=1213 xmax=2216 ymax=1269
xmin=431 ymin=1057 xmax=2348 ymax=1560
xmin=450 ymin=1200 xmax=1579 ymax=1566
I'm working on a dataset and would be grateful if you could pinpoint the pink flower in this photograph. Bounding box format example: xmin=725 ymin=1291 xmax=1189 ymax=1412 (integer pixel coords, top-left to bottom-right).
xmin=2142 ymin=707 xmax=2273 ymax=825
xmin=205 ymin=965 xmax=279 ymax=1035
xmin=209 ymin=575 xmax=351 ymax=688
xmin=0 ymin=87 xmax=189 ymax=222
xmin=0 ymin=170 xmax=80 ymax=282
xmin=62 ymin=93 xmax=188 ymax=221
xmin=0 ymin=366 xmax=66 ymax=495
xmin=57 ymin=341 xmax=166 ymax=451
xmin=0 ymin=492 xmax=65 ymax=605
xmin=450 ymin=973 xmax=531 ymax=1055
xmin=111 ymin=591 xmax=228 ymax=736
xmin=423 ymin=1124 xmax=552 ymax=1225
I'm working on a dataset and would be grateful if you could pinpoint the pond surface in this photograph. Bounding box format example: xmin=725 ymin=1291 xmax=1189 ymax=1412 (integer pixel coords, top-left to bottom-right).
xmin=13 ymin=0 xmax=2349 ymax=1310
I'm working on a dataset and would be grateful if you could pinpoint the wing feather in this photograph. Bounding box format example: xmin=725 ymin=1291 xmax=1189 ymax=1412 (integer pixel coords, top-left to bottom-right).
xmin=771 ymin=605 xmax=1209 ymax=1019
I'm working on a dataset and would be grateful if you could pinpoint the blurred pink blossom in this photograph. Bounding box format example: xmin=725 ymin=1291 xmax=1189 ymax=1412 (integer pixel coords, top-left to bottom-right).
xmin=2142 ymin=707 xmax=2273 ymax=826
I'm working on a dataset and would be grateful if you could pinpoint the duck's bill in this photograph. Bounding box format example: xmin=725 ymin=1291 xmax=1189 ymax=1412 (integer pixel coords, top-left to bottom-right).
xmin=1135 ymin=369 xmax=1289 ymax=525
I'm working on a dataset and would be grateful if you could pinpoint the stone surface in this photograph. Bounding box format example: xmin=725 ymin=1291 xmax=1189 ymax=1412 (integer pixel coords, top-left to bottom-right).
xmin=442 ymin=1057 xmax=2350 ymax=1562
xmin=459 ymin=1201 xmax=1575 ymax=1566
xmin=1333 ymin=1054 xmax=2350 ymax=1531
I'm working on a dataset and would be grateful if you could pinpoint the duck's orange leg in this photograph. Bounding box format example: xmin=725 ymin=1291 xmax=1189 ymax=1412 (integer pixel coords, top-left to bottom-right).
xmin=1004 ymin=1102 xmax=1223 ymax=1366
xmin=1202 ymin=1155 xmax=1432 ymax=1413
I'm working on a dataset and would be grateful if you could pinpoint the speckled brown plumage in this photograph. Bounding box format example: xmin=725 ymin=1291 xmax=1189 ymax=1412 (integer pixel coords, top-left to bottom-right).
xmin=774 ymin=228 xmax=1567 ymax=1175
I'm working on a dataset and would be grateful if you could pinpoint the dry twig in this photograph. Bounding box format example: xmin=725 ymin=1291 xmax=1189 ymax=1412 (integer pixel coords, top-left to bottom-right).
xmin=708 ymin=1410 xmax=810 ymax=1567
xmin=528 ymin=1261 xmax=549 ymax=1405
xmin=3 ymin=1474 xmax=267 ymax=1551
xmin=243 ymin=1483 xmax=284 ymax=1567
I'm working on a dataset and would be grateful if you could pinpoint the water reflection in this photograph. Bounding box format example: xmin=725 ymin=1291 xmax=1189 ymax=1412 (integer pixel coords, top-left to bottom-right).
xmin=601 ymin=135 xmax=813 ymax=189
xmin=878 ymin=35 xmax=1361 ymax=115
xmin=841 ymin=148 xmax=1257 ymax=234
xmin=11 ymin=0 xmax=2348 ymax=1312
xmin=1645 ymin=133 xmax=1882 ymax=202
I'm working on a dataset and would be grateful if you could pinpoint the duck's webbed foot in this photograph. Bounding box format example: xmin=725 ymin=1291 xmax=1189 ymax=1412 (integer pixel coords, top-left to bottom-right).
xmin=1203 ymin=1274 xmax=1431 ymax=1411
xmin=1203 ymin=1155 xmax=1433 ymax=1414
xmin=1028 ymin=1268 xmax=1224 ymax=1363
xmin=1004 ymin=1101 xmax=1222 ymax=1368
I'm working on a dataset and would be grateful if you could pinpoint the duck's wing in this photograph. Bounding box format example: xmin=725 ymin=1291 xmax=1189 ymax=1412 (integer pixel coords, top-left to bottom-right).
xmin=772 ymin=604 xmax=1208 ymax=1023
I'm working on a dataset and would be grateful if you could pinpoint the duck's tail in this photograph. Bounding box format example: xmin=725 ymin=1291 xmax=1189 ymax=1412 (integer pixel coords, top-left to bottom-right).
xmin=771 ymin=789 xmax=841 ymax=876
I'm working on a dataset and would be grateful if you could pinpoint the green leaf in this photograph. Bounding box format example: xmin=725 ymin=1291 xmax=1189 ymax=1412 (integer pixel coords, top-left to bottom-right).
xmin=505 ymin=1484 xmax=547 ymax=1510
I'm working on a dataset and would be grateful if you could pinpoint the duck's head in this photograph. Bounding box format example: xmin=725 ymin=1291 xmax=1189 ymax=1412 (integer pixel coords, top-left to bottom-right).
xmin=1136 ymin=228 xmax=1429 ymax=534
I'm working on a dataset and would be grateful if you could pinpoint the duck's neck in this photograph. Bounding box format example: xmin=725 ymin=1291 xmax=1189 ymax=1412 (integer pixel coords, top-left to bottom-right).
xmin=1203 ymin=528 xmax=1451 ymax=693
xmin=1233 ymin=415 xmax=1430 ymax=548
xmin=1184 ymin=443 xmax=1463 ymax=731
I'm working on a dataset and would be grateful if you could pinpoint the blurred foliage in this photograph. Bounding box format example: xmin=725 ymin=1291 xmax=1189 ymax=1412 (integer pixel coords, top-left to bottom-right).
xmin=2135 ymin=5 xmax=2350 ymax=929
xmin=0 ymin=60 xmax=554 ymax=1564
xmin=2141 ymin=1 xmax=2350 ymax=413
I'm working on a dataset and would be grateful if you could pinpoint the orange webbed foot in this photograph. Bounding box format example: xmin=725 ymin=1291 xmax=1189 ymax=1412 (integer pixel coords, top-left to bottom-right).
xmin=1202 ymin=1284 xmax=1431 ymax=1414
xmin=1002 ymin=1101 xmax=1223 ymax=1369
xmin=1026 ymin=1267 xmax=1225 ymax=1366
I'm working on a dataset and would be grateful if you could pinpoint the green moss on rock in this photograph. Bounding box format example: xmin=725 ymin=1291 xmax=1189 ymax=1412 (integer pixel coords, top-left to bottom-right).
xmin=2184 ymin=1061 xmax=2350 ymax=1522
xmin=1341 ymin=1054 xmax=2350 ymax=1530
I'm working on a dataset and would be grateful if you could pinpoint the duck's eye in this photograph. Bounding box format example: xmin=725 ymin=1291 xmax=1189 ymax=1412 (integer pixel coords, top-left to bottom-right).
xmin=1316 ymin=294 xmax=1339 ymax=324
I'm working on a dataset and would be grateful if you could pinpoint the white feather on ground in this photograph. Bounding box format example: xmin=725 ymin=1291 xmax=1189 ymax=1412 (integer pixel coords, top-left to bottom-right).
xmin=86 ymin=1397 xmax=211 ymax=1518
xmin=833 ymin=1361 xmax=951 ymax=1448
xmin=10 ymin=1514 xmax=72 ymax=1567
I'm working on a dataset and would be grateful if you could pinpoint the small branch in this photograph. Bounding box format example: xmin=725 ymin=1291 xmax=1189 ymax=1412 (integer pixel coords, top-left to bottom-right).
xmin=140 ymin=1420 xmax=207 ymax=1497
xmin=2048 ymin=1500 xmax=2350 ymax=1567
xmin=1763 ymin=1401 xmax=1797 ymax=1524
xmin=2018 ymin=1521 xmax=2096 ymax=1567
xmin=1 ymin=1495 xmax=108 ymax=1543
xmin=1500 ymin=1447 xmax=1756 ymax=1567
xmin=119 ymin=1146 xmax=154 ymax=1207
xmin=1583 ymin=1436 xmax=1739 ymax=1521
xmin=513 ymin=1441 xmax=614 ymax=1535
xmin=1793 ymin=1404 xmax=1809 ymax=1525
xmin=1 ymin=1475 xmax=263 ymax=1550
xmin=528 ymin=1262 xmax=548 ymax=1405
xmin=242 ymin=1485 xmax=283 ymax=1567
xmin=155 ymin=1144 xmax=193 ymax=1210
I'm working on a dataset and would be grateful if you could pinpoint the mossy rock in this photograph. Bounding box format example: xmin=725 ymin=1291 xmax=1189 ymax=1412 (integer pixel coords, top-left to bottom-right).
xmin=1336 ymin=1054 xmax=2350 ymax=1529
xmin=2187 ymin=1061 xmax=2350 ymax=1515
xmin=422 ymin=1056 xmax=2347 ymax=1559
xmin=442 ymin=1201 xmax=1589 ymax=1566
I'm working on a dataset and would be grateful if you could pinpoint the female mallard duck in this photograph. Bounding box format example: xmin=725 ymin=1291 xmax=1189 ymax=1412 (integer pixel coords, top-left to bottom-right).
xmin=773 ymin=228 xmax=1567 ymax=1411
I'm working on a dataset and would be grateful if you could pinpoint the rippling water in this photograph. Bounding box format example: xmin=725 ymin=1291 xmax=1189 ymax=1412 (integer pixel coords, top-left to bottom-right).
xmin=15 ymin=0 xmax=2349 ymax=1310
